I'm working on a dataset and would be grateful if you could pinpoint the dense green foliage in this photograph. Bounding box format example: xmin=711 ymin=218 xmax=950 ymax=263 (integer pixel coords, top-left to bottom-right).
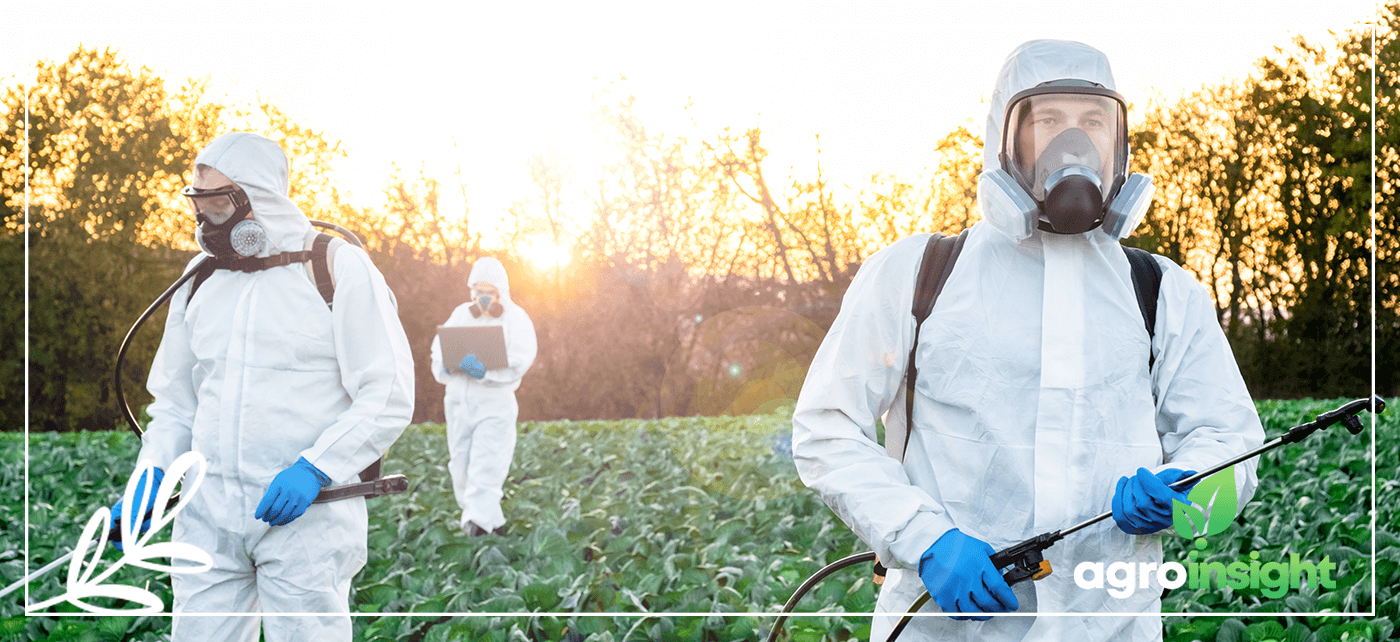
xmin=1 ymin=398 xmax=1395 ymax=640
xmin=0 ymin=430 xmax=176 ymax=641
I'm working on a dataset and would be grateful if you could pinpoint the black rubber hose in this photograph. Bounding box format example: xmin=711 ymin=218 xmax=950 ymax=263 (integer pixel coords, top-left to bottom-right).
xmin=115 ymin=220 xmax=361 ymax=439
xmin=887 ymin=592 xmax=931 ymax=641
xmin=764 ymin=551 xmax=876 ymax=642
xmin=114 ymin=256 xmax=212 ymax=439
xmin=310 ymin=220 xmax=364 ymax=248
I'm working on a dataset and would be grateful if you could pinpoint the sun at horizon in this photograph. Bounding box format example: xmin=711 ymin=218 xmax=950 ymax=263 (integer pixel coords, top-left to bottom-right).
xmin=523 ymin=236 xmax=571 ymax=271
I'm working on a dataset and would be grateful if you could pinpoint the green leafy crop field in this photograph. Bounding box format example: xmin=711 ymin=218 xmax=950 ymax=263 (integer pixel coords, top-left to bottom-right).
xmin=1 ymin=398 xmax=1394 ymax=641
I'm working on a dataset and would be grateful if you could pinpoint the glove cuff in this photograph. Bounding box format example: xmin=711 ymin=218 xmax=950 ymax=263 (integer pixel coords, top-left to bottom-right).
xmin=296 ymin=457 xmax=332 ymax=486
xmin=920 ymin=528 xmax=963 ymax=575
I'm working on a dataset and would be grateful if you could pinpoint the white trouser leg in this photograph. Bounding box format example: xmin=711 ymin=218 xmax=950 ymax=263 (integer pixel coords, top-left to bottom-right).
xmin=254 ymin=499 xmax=366 ymax=642
xmin=445 ymin=394 xmax=475 ymax=526
xmin=456 ymin=390 xmax=519 ymax=532
xmin=171 ymin=481 xmax=261 ymax=642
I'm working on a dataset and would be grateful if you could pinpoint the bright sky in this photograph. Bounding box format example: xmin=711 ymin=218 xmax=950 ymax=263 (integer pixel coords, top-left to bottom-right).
xmin=3 ymin=1 xmax=1380 ymax=254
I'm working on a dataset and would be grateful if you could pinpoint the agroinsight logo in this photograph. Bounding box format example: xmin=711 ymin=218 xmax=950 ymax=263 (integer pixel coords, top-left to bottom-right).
xmin=1075 ymin=467 xmax=1339 ymax=600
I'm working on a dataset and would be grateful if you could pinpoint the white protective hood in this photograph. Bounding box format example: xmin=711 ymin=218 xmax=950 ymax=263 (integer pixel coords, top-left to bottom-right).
xmin=468 ymin=256 xmax=513 ymax=303
xmin=430 ymin=256 xmax=537 ymax=392
xmin=193 ymin=132 xmax=312 ymax=257
xmin=979 ymin=40 xmax=1120 ymax=241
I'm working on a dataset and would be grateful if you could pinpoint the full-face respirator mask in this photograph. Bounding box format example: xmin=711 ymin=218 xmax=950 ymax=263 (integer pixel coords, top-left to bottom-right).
xmin=980 ymin=79 xmax=1155 ymax=239
xmin=469 ymin=289 xmax=504 ymax=318
xmin=183 ymin=183 xmax=267 ymax=259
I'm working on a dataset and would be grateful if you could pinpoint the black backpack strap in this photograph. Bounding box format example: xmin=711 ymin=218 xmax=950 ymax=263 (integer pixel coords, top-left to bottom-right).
xmin=894 ymin=230 xmax=968 ymax=462
xmin=210 ymin=251 xmax=314 ymax=273
xmin=187 ymin=251 xmax=317 ymax=303
xmin=311 ymin=233 xmax=336 ymax=309
xmin=1122 ymin=246 xmax=1163 ymax=372
xmin=358 ymin=458 xmax=382 ymax=483
xmin=306 ymin=232 xmax=379 ymax=478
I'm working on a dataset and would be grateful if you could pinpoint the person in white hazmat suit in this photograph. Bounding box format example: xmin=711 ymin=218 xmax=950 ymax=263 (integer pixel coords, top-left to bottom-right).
xmin=430 ymin=257 xmax=537 ymax=536
xmin=121 ymin=132 xmax=415 ymax=641
xmin=791 ymin=40 xmax=1265 ymax=641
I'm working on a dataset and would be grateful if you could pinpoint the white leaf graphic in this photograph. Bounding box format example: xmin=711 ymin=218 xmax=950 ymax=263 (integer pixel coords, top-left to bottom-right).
xmin=28 ymin=451 xmax=213 ymax=615
xmin=125 ymin=542 xmax=213 ymax=575
xmin=122 ymin=453 xmax=213 ymax=574
xmin=66 ymin=510 xmax=114 ymax=593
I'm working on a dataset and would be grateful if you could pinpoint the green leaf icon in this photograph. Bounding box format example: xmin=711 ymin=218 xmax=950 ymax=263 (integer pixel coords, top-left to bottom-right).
xmin=1172 ymin=467 xmax=1237 ymax=538
xmin=1172 ymin=498 xmax=1208 ymax=538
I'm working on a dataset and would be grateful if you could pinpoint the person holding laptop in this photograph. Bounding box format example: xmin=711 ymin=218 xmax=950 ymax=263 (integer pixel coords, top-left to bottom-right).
xmin=430 ymin=257 xmax=538 ymax=536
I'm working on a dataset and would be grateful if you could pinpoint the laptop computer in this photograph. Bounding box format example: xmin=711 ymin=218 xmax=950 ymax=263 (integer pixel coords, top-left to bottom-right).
xmin=437 ymin=325 xmax=509 ymax=373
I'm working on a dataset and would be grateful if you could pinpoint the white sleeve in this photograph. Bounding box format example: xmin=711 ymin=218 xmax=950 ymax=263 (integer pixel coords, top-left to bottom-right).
xmin=301 ymin=247 xmax=416 ymax=482
xmin=481 ymin=307 xmax=537 ymax=386
xmin=430 ymin=332 xmax=449 ymax=385
xmin=1150 ymin=257 xmax=1265 ymax=512
xmin=791 ymin=235 xmax=956 ymax=570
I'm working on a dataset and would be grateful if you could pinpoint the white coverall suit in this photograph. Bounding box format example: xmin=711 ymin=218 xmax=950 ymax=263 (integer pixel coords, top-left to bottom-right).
xmin=139 ymin=132 xmax=415 ymax=641
xmin=791 ymin=40 xmax=1265 ymax=641
xmin=430 ymin=258 xmax=537 ymax=533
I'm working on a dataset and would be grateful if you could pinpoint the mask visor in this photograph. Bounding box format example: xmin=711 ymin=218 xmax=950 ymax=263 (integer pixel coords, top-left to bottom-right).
xmin=181 ymin=184 xmax=249 ymax=225
xmin=1001 ymin=84 xmax=1128 ymax=204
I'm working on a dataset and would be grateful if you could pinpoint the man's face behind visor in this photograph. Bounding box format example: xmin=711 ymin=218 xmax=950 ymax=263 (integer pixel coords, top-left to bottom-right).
xmin=181 ymin=185 xmax=246 ymax=224
xmin=1002 ymin=86 xmax=1128 ymax=204
xmin=181 ymin=166 xmax=248 ymax=225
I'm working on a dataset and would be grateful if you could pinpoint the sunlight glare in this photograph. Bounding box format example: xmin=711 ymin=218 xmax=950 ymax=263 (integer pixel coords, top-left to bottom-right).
xmin=525 ymin=237 xmax=571 ymax=270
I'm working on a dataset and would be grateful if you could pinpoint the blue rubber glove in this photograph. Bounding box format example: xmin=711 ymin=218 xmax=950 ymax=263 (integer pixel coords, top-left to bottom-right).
xmin=109 ymin=467 xmax=164 ymax=551
xmin=255 ymin=457 xmax=331 ymax=526
xmin=919 ymin=528 xmax=1019 ymax=620
xmin=1112 ymin=467 xmax=1198 ymax=534
xmin=458 ymin=354 xmax=486 ymax=379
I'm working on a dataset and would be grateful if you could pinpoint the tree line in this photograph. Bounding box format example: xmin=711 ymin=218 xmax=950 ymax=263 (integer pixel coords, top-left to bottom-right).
xmin=2 ymin=8 xmax=1394 ymax=432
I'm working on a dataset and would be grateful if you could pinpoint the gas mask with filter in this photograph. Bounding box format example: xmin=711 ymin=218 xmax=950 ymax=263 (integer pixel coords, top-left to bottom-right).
xmin=469 ymin=288 xmax=504 ymax=318
xmin=979 ymin=79 xmax=1154 ymax=239
xmin=183 ymin=182 xmax=268 ymax=259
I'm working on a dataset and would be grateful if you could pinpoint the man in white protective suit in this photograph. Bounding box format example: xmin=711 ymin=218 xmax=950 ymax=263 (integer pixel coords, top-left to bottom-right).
xmin=791 ymin=40 xmax=1265 ymax=641
xmin=125 ymin=132 xmax=415 ymax=641
xmin=430 ymin=257 xmax=537 ymax=536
